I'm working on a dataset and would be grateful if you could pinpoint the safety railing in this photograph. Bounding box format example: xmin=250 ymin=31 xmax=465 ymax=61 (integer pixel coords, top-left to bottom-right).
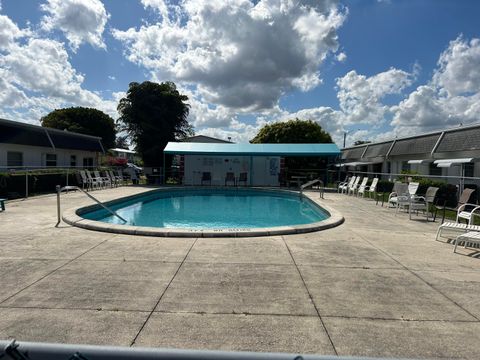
xmin=300 ymin=179 xmax=325 ymax=199
xmin=55 ymin=185 xmax=127 ymax=226
xmin=0 ymin=166 xmax=130 ymax=200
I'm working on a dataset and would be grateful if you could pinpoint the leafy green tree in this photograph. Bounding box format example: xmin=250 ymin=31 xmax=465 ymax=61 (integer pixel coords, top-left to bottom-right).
xmin=250 ymin=119 xmax=333 ymax=172
xmin=115 ymin=135 xmax=129 ymax=149
xmin=41 ymin=107 xmax=116 ymax=149
xmin=117 ymin=81 xmax=193 ymax=166
xmin=250 ymin=119 xmax=332 ymax=143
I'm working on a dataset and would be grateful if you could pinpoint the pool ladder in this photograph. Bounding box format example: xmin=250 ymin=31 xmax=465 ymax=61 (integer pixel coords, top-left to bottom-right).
xmin=300 ymin=179 xmax=325 ymax=199
xmin=55 ymin=185 xmax=127 ymax=227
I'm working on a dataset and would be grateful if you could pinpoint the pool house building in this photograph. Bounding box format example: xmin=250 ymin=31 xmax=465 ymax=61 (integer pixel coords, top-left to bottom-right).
xmin=163 ymin=142 xmax=340 ymax=186
xmin=339 ymin=123 xmax=480 ymax=185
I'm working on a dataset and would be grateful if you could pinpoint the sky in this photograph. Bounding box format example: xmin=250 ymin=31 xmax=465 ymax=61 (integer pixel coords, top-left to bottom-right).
xmin=1 ymin=0 xmax=480 ymax=147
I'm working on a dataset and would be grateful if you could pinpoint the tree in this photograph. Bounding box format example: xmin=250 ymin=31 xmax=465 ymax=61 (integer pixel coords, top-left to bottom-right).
xmin=117 ymin=81 xmax=193 ymax=167
xmin=115 ymin=135 xmax=129 ymax=149
xmin=250 ymin=119 xmax=332 ymax=144
xmin=41 ymin=107 xmax=116 ymax=149
xmin=250 ymin=119 xmax=333 ymax=172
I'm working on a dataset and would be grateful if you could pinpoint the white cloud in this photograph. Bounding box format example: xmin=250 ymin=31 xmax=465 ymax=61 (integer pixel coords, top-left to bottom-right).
xmin=0 ymin=14 xmax=30 ymax=50
xmin=113 ymin=0 xmax=346 ymax=111
xmin=392 ymin=36 xmax=480 ymax=133
xmin=0 ymin=13 xmax=119 ymax=123
xmin=433 ymin=37 xmax=480 ymax=96
xmin=336 ymin=67 xmax=415 ymax=125
xmin=336 ymin=52 xmax=347 ymax=62
xmin=40 ymin=0 xmax=109 ymax=51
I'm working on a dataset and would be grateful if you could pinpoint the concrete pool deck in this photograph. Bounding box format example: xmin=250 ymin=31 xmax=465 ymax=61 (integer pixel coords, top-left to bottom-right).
xmin=0 ymin=186 xmax=479 ymax=359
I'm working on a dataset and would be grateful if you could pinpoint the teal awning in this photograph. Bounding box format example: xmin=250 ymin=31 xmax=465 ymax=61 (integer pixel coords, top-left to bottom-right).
xmin=164 ymin=142 xmax=340 ymax=156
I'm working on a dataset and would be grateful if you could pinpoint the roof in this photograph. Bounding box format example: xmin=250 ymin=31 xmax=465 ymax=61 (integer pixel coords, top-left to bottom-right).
xmin=183 ymin=135 xmax=232 ymax=143
xmin=110 ymin=148 xmax=136 ymax=154
xmin=0 ymin=118 xmax=104 ymax=152
xmin=164 ymin=142 xmax=340 ymax=156
xmin=341 ymin=122 xmax=480 ymax=161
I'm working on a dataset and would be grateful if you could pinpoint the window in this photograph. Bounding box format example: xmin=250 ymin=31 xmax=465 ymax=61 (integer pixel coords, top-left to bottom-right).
xmin=429 ymin=162 xmax=442 ymax=177
xmin=7 ymin=151 xmax=23 ymax=167
xmin=83 ymin=157 xmax=94 ymax=168
xmin=464 ymin=163 xmax=474 ymax=178
xmin=45 ymin=154 xmax=57 ymax=167
xmin=70 ymin=155 xmax=77 ymax=167
xmin=401 ymin=161 xmax=411 ymax=172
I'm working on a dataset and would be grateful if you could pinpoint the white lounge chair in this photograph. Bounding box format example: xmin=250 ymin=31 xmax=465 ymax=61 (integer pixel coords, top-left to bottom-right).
xmin=79 ymin=170 xmax=91 ymax=191
xmin=338 ymin=176 xmax=355 ymax=194
xmin=94 ymin=170 xmax=110 ymax=188
xmin=409 ymin=186 xmax=439 ymax=221
xmin=348 ymin=176 xmax=362 ymax=196
xmin=454 ymin=231 xmax=480 ymax=253
xmin=86 ymin=170 xmax=102 ymax=190
xmin=365 ymin=178 xmax=379 ymax=199
xmin=435 ymin=203 xmax=480 ymax=241
xmin=356 ymin=177 xmax=370 ymax=197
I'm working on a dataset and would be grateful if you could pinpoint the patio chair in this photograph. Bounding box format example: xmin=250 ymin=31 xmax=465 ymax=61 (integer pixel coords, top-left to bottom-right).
xmin=78 ymin=170 xmax=90 ymax=191
xmin=395 ymin=182 xmax=420 ymax=213
xmin=356 ymin=177 xmax=370 ymax=197
xmin=454 ymin=231 xmax=480 ymax=253
xmin=225 ymin=172 xmax=236 ymax=186
xmin=409 ymin=186 xmax=439 ymax=221
xmin=105 ymin=171 xmax=118 ymax=187
xmin=365 ymin=178 xmax=379 ymax=199
xmin=85 ymin=170 xmax=101 ymax=190
xmin=201 ymin=172 xmax=211 ymax=185
xmin=109 ymin=170 xmax=120 ymax=187
xmin=435 ymin=203 xmax=480 ymax=241
xmin=348 ymin=176 xmax=362 ymax=196
xmin=238 ymin=172 xmax=248 ymax=186
xmin=338 ymin=176 xmax=355 ymax=194
xmin=115 ymin=170 xmax=128 ymax=185
xmin=94 ymin=170 xmax=110 ymax=188
xmin=434 ymin=188 xmax=476 ymax=223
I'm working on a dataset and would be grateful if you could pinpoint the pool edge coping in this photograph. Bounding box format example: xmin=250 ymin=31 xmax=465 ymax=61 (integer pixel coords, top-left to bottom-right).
xmin=62 ymin=187 xmax=344 ymax=238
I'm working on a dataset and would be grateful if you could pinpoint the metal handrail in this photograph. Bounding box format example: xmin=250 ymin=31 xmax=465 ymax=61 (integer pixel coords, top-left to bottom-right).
xmin=55 ymin=185 xmax=127 ymax=226
xmin=300 ymin=179 xmax=325 ymax=199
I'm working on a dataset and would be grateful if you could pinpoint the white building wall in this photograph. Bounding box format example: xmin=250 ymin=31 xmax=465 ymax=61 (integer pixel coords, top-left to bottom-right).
xmin=0 ymin=143 xmax=99 ymax=168
xmin=183 ymin=155 xmax=280 ymax=186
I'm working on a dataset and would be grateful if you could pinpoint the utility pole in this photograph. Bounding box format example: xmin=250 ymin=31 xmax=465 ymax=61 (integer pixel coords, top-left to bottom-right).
xmin=343 ymin=132 xmax=347 ymax=148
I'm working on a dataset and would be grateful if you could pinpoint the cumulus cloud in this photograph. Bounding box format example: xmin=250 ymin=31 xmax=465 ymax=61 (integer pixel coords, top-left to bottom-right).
xmin=113 ymin=0 xmax=346 ymax=111
xmin=40 ymin=0 xmax=109 ymax=51
xmin=336 ymin=51 xmax=347 ymax=62
xmin=337 ymin=67 xmax=415 ymax=125
xmin=0 ymin=13 xmax=119 ymax=123
xmin=391 ymin=36 xmax=480 ymax=133
xmin=0 ymin=14 xmax=30 ymax=50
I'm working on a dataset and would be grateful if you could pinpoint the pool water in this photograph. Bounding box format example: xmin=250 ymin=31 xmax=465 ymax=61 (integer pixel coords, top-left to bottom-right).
xmin=82 ymin=189 xmax=329 ymax=229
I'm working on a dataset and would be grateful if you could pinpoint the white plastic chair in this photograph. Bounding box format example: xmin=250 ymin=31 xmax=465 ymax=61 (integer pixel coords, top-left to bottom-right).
xmin=435 ymin=203 xmax=480 ymax=241
xmin=338 ymin=176 xmax=355 ymax=194
xmin=365 ymin=178 xmax=379 ymax=199
xmin=356 ymin=177 xmax=370 ymax=197
xmin=348 ymin=176 xmax=362 ymax=196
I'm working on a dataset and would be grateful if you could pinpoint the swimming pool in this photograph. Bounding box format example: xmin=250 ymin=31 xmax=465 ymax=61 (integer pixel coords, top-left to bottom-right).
xmin=66 ymin=188 xmax=344 ymax=237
